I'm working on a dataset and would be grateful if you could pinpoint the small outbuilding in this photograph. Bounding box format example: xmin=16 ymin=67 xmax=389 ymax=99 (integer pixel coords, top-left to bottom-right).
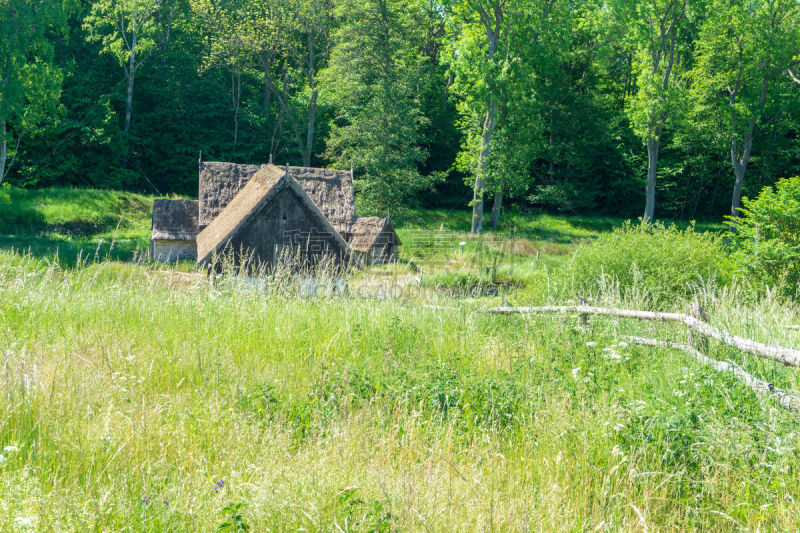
xmin=195 ymin=165 xmax=351 ymax=269
xmin=150 ymin=199 xmax=199 ymax=262
xmin=347 ymin=216 xmax=402 ymax=264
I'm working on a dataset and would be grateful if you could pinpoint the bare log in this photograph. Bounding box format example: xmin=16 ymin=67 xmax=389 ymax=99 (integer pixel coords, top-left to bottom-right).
xmin=488 ymin=305 xmax=800 ymax=368
xmin=623 ymin=336 xmax=800 ymax=413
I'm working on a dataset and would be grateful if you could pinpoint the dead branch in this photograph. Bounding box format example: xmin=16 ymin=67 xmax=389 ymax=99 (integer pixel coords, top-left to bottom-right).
xmin=623 ymin=336 xmax=800 ymax=413
xmin=488 ymin=305 xmax=800 ymax=367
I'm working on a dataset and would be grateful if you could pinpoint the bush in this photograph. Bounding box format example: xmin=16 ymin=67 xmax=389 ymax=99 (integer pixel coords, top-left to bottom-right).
xmin=558 ymin=221 xmax=735 ymax=305
xmin=527 ymin=183 xmax=597 ymax=213
xmin=729 ymin=177 xmax=800 ymax=296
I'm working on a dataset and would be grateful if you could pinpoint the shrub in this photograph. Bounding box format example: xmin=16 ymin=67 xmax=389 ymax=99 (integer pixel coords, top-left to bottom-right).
xmin=558 ymin=221 xmax=735 ymax=305
xmin=729 ymin=177 xmax=800 ymax=296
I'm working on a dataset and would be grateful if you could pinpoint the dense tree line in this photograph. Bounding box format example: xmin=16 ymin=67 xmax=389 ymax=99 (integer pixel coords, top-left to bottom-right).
xmin=2 ymin=0 xmax=800 ymax=229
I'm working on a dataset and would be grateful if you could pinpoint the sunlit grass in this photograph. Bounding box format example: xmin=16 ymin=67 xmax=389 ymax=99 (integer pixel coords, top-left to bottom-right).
xmin=1 ymin=252 xmax=799 ymax=530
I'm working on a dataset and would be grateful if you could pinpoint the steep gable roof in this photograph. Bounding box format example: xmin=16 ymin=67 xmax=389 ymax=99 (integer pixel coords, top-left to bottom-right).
xmin=348 ymin=216 xmax=402 ymax=253
xmin=196 ymin=165 xmax=351 ymax=266
xmin=151 ymin=199 xmax=199 ymax=241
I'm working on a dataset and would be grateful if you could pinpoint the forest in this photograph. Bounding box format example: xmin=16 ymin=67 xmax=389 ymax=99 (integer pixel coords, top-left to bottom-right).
xmin=3 ymin=0 xmax=800 ymax=229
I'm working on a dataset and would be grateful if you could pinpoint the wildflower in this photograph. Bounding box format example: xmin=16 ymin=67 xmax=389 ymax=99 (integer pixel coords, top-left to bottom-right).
xmin=585 ymin=341 xmax=597 ymax=347
xmin=141 ymin=496 xmax=151 ymax=505
xmin=4 ymin=445 xmax=19 ymax=453
xmin=214 ymin=479 xmax=225 ymax=493
xmin=571 ymin=367 xmax=581 ymax=380
xmin=0 ymin=454 xmax=6 ymax=466
xmin=14 ymin=517 xmax=33 ymax=529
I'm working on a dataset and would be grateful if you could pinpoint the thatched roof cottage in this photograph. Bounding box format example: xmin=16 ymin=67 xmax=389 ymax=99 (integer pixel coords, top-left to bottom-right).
xmin=150 ymin=199 xmax=199 ymax=262
xmin=196 ymin=165 xmax=351 ymax=268
xmin=347 ymin=217 xmax=402 ymax=264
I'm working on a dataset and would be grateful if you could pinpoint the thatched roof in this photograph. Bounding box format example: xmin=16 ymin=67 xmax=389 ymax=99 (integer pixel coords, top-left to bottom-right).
xmin=199 ymin=161 xmax=356 ymax=232
xmin=151 ymin=199 xmax=199 ymax=241
xmin=348 ymin=216 xmax=401 ymax=253
xmin=289 ymin=166 xmax=355 ymax=231
xmin=198 ymin=162 xmax=261 ymax=227
xmin=196 ymin=165 xmax=351 ymax=266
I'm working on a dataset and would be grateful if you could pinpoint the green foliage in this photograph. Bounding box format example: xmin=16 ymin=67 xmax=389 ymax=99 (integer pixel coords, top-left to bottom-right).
xmin=0 ymin=0 xmax=73 ymax=181
xmin=729 ymin=177 xmax=800 ymax=295
xmin=217 ymin=502 xmax=250 ymax=532
xmin=559 ymin=221 xmax=736 ymax=304
xmin=7 ymin=0 xmax=800 ymax=226
xmin=323 ymin=0 xmax=441 ymax=212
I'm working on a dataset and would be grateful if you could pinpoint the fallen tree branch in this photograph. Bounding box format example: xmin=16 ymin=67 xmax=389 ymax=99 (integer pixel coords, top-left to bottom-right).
xmin=488 ymin=305 xmax=800 ymax=368
xmin=622 ymin=335 xmax=800 ymax=413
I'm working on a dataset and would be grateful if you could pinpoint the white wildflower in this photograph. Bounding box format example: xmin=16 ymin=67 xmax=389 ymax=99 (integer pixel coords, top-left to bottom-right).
xmin=571 ymin=367 xmax=581 ymax=380
xmin=0 ymin=454 xmax=6 ymax=466
xmin=3 ymin=445 xmax=19 ymax=453
xmin=602 ymin=347 xmax=622 ymax=360
xmin=585 ymin=341 xmax=597 ymax=347
xmin=14 ymin=517 xmax=33 ymax=529
xmin=613 ymin=423 xmax=625 ymax=432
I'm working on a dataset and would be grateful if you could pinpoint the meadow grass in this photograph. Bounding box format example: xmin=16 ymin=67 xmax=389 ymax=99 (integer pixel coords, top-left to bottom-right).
xmin=1 ymin=251 xmax=800 ymax=531
xmin=2 ymin=186 xmax=798 ymax=531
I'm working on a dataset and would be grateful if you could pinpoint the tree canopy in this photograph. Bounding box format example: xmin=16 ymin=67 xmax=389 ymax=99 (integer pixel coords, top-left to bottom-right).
xmin=3 ymin=0 xmax=800 ymax=226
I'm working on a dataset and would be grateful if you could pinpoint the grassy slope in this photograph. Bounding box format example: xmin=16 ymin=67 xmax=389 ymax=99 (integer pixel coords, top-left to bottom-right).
xmin=0 ymin=185 xmax=154 ymax=265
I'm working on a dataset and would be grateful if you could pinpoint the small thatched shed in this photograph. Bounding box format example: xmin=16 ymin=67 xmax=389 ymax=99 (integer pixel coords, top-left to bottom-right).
xmin=347 ymin=216 xmax=402 ymax=264
xmin=199 ymin=161 xmax=356 ymax=234
xmin=150 ymin=199 xmax=199 ymax=262
xmin=196 ymin=165 xmax=351 ymax=269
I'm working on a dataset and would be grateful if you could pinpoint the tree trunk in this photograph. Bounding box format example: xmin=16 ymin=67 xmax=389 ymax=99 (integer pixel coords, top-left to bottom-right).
xmin=472 ymin=98 xmax=497 ymax=234
xmin=0 ymin=119 xmax=6 ymax=184
xmin=125 ymin=31 xmax=137 ymax=134
xmin=490 ymin=184 xmax=503 ymax=229
xmin=471 ymin=8 xmax=502 ymax=235
xmin=263 ymin=69 xmax=271 ymax=109
xmin=729 ymin=77 xmax=766 ymax=218
xmin=643 ymin=135 xmax=660 ymax=223
xmin=231 ymin=69 xmax=241 ymax=147
xmin=304 ymin=88 xmax=317 ymax=167
xmin=730 ymin=160 xmax=747 ymax=218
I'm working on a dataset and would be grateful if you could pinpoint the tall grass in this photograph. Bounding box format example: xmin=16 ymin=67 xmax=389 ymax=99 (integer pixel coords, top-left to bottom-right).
xmin=2 ymin=251 xmax=800 ymax=531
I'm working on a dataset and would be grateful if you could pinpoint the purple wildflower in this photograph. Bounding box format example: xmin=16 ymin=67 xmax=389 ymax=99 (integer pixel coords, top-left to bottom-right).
xmin=214 ymin=479 xmax=225 ymax=493
xmin=141 ymin=496 xmax=151 ymax=505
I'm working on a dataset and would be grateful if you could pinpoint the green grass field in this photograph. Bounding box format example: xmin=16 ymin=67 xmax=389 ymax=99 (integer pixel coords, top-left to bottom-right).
xmin=1 ymin=186 xmax=799 ymax=531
